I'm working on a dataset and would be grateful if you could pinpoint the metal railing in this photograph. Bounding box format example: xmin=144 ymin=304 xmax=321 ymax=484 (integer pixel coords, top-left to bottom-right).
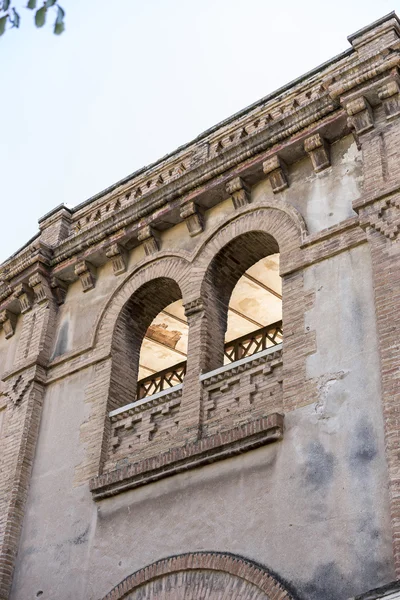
xmin=137 ymin=320 xmax=283 ymax=399
xmin=224 ymin=320 xmax=283 ymax=363
xmin=137 ymin=361 xmax=187 ymax=399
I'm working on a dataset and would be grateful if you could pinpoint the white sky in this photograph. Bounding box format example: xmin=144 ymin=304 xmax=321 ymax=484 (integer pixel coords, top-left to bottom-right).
xmin=0 ymin=0 xmax=396 ymax=263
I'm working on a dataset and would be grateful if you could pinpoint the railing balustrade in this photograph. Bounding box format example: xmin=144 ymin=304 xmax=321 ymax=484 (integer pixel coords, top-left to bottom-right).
xmin=223 ymin=320 xmax=283 ymax=363
xmin=137 ymin=320 xmax=283 ymax=399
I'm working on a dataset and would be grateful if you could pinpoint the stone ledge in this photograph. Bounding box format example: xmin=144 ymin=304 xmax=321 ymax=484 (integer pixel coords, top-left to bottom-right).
xmin=90 ymin=413 xmax=284 ymax=500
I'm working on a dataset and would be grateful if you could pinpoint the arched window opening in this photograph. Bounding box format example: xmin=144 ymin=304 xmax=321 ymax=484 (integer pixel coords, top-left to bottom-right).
xmin=224 ymin=253 xmax=282 ymax=364
xmin=137 ymin=299 xmax=188 ymax=399
xmin=201 ymin=231 xmax=282 ymax=373
xmin=110 ymin=277 xmax=186 ymax=407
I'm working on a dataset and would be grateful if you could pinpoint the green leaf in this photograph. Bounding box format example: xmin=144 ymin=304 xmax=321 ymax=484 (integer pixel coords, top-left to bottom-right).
xmin=0 ymin=14 xmax=8 ymax=35
xmin=2 ymin=0 xmax=10 ymax=11
xmin=11 ymin=7 xmax=19 ymax=27
xmin=35 ymin=5 xmax=46 ymax=27
xmin=46 ymin=0 xmax=57 ymax=6
xmin=27 ymin=0 xmax=37 ymax=10
xmin=53 ymin=4 xmax=64 ymax=34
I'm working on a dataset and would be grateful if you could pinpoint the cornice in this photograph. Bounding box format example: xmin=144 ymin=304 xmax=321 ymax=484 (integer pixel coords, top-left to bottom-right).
xmin=1 ymin=13 xmax=400 ymax=287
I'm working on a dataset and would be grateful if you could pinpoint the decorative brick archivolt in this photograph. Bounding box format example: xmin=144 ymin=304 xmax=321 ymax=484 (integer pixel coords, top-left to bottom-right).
xmin=93 ymin=255 xmax=191 ymax=356
xmin=192 ymin=202 xmax=306 ymax=288
xmin=100 ymin=551 xmax=298 ymax=600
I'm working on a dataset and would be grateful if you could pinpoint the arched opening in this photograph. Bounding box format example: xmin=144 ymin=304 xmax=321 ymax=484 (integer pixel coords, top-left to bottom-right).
xmin=100 ymin=552 xmax=298 ymax=600
xmin=201 ymin=231 xmax=282 ymax=374
xmin=110 ymin=277 xmax=185 ymax=407
xmin=223 ymin=252 xmax=282 ymax=364
xmin=137 ymin=297 xmax=188 ymax=399
xmin=126 ymin=232 xmax=282 ymax=402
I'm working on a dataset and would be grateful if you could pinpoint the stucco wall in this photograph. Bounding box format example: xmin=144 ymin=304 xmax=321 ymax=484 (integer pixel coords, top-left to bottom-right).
xmin=9 ymin=237 xmax=395 ymax=600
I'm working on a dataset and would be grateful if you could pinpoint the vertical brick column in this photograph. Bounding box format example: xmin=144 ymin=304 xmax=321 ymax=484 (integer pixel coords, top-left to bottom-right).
xmin=179 ymin=299 xmax=207 ymax=441
xmin=0 ymin=280 xmax=58 ymax=599
xmin=350 ymin=86 xmax=400 ymax=575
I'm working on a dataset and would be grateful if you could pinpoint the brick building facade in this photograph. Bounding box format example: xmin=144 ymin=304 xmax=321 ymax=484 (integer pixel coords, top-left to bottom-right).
xmin=1 ymin=12 xmax=400 ymax=600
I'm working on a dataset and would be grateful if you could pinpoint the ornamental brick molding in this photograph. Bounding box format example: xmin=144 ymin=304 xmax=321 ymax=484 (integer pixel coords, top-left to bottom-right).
xmin=100 ymin=552 xmax=299 ymax=600
xmin=90 ymin=413 xmax=284 ymax=499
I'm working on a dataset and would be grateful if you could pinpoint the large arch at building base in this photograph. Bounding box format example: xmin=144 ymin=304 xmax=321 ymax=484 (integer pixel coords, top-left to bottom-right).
xmin=101 ymin=552 xmax=299 ymax=600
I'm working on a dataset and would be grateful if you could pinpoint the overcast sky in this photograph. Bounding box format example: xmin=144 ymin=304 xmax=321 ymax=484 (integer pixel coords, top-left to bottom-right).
xmin=0 ymin=0 xmax=396 ymax=263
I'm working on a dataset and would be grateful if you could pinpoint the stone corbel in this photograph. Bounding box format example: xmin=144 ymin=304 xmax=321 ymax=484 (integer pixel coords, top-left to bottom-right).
xmin=345 ymin=96 xmax=374 ymax=135
xmin=28 ymin=273 xmax=52 ymax=305
xmin=378 ymin=81 xmax=400 ymax=121
xmin=304 ymin=133 xmax=330 ymax=173
xmin=184 ymin=298 xmax=205 ymax=318
xmin=138 ymin=225 xmax=159 ymax=256
xmin=0 ymin=309 xmax=17 ymax=339
xmin=13 ymin=283 xmax=33 ymax=314
xmin=105 ymin=243 xmax=127 ymax=275
xmin=180 ymin=201 xmax=203 ymax=236
xmin=225 ymin=177 xmax=251 ymax=209
xmin=262 ymin=156 xmax=288 ymax=193
xmin=74 ymin=260 xmax=96 ymax=292
xmin=50 ymin=277 xmax=68 ymax=305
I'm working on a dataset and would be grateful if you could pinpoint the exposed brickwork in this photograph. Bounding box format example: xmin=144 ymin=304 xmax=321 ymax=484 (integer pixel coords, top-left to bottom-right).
xmin=1 ymin=13 xmax=400 ymax=600
xmin=90 ymin=413 xmax=284 ymax=499
xmin=100 ymin=552 xmax=298 ymax=600
xmin=202 ymin=348 xmax=283 ymax=435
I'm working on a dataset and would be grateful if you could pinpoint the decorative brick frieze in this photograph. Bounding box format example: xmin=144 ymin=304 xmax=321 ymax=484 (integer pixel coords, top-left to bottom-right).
xmin=137 ymin=224 xmax=159 ymax=256
xmin=90 ymin=413 xmax=284 ymax=499
xmin=5 ymin=373 xmax=34 ymax=406
xmin=202 ymin=348 xmax=283 ymax=435
xmin=105 ymin=243 xmax=127 ymax=275
xmin=0 ymin=309 xmax=17 ymax=339
xmin=74 ymin=260 xmax=96 ymax=292
xmin=304 ymin=133 xmax=331 ymax=172
xmin=344 ymin=96 xmax=374 ymax=134
xmin=105 ymin=388 xmax=182 ymax=469
xmin=378 ymin=80 xmax=400 ymax=120
xmin=355 ymin=193 xmax=400 ymax=241
xmin=179 ymin=201 xmax=203 ymax=236
xmin=262 ymin=155 xmax=288 ymax=193
xmin=225 ymin=177 xmax=251 ymax=209
xmin=13 ymin=283 xmax=33 ymax=314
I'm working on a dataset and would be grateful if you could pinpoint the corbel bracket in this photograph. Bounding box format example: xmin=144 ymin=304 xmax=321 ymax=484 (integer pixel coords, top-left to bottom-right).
xmin=262 ymin=156 xmax=288 ymax=193
xmin=74 ymin=260 xmax=96 ymax=292
xmin=378 ymin=80 xmax=400 ymax=121
xmin=105 ymin=243 xmax=128 ymax=275
xmin=138 ymin=225 xmax=159 ymax=256
xmin=180 ymin=201 xmax=203 ymax=236
xmin=344 ymin=96 xmax=374 ymax=135
xmin=13 ymin=283 xmax=33 ymax=314
xmin=304 ymin=133 xmax=331 ymax=173
xmin=0 ymin=309 xmax=17 ymax=339
xmin=225 ymin=177 xmax=251 ymax=210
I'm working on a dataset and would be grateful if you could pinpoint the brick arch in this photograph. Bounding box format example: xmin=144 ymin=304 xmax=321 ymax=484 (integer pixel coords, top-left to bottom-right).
xmin=93 ymin=255 xmax=191 ymax=355
xmin=189 ymin=207 xmax=302 ymax=372
xmin=192 ymin=204 xmax=305 ymax=286
xmin=100 ymin=552 xmax=299 ymax=600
